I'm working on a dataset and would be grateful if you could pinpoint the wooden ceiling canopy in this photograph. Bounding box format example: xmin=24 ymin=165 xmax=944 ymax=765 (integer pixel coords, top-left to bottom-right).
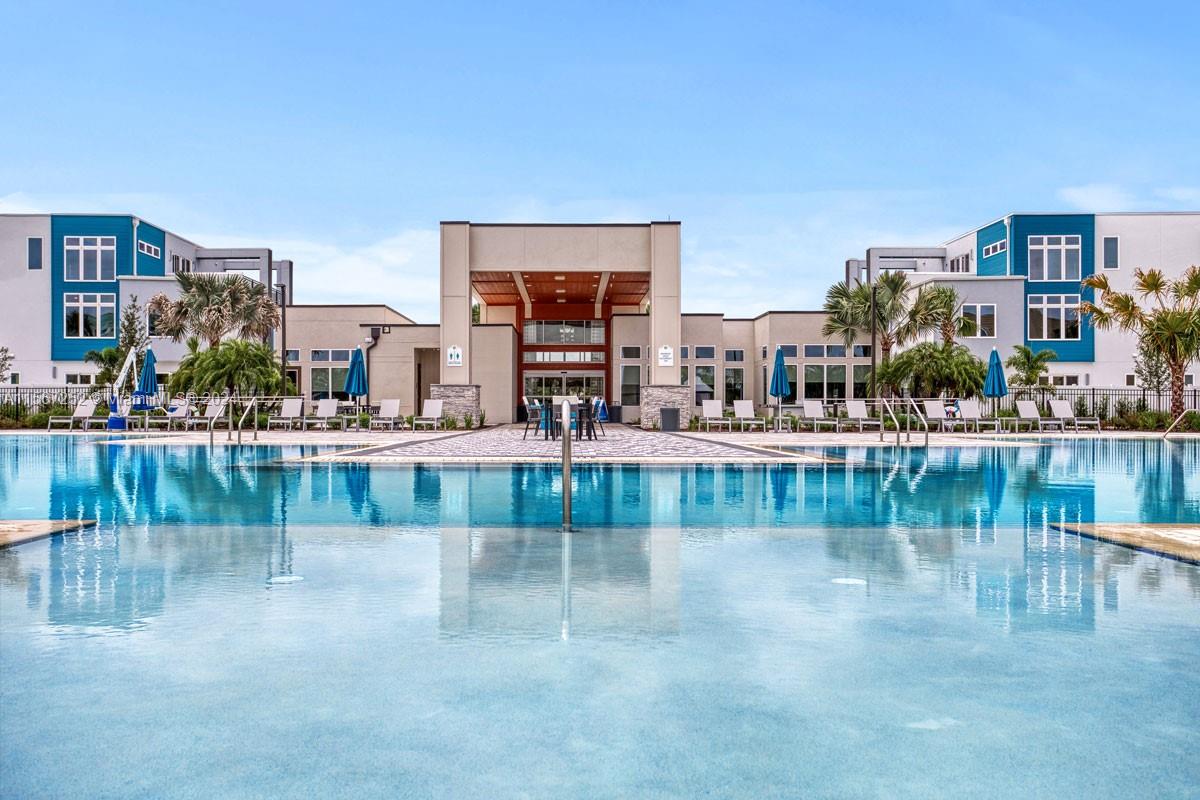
xmin=471 ymin=270 xmax=650 ymax=307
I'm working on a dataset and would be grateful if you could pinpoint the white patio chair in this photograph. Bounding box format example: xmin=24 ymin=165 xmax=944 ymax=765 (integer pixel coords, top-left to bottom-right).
xmin=1011 ymin=400 xmax=1064 ymax=432
xmin=413 ymin=399 xmax=443 ymax=431
xmin=268 ymin=397 xmax=305 ymax=430
xmin=369 ymin=399 xmax=407 ymax=431
xmin=732 ymin=400 xmax=765 ymax=432
xmin=843 ymin=400 xmax=882 ymax=432
xmin=699 ymin=399 xmax=730 ymax=431
xmin=47 ymin=398 xmax=98 ymax=431
xmin=146 ymin=402 xmax=190 ymax=431
xmin=184 ymin=399 xmax=229 ymax=431
xmin=302 ymin=398 xmax=343 ymax=430
xmin=1050 ymin=399 xmax=1100 ymax=432
xmin=958 ymin=398 xmax=1001 ymax=433
xmin=922 ymin=399 xmax=968 ymax=432
xmin=801 ymin=400 xmax=839 ymax=432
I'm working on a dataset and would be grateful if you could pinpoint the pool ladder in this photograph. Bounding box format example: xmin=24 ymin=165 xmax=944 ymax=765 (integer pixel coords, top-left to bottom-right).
xmin=560 ymin=400 xmax=572 ymax=531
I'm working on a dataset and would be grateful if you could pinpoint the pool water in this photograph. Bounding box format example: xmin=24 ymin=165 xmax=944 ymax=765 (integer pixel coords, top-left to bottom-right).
xmin=1 ymin=436 xmax=1198 ymax=798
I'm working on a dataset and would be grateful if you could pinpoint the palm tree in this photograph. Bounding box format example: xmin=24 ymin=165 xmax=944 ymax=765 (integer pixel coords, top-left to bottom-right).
xmin=1082 ymin=266 xmax=1200 ymax=418
xmin=1005 ymin=344 xmax=1057 ymax=399
xmin=166 ymin=337 xmax=203 ymax=396
xmin=83 ymin=347 xmax=123 ymax=387
xmin=912 ymin=284 xmax=975 ymax=346
xmin=190 ymin=340 xmax=283 ymax=396
xmin=147 ymin=272 xmax=279 ymax=349
xmin=822 ymin=271 xmax=932 ymax=363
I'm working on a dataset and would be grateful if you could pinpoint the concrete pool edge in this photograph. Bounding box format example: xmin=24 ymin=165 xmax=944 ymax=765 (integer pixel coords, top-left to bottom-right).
xmin=1051 ymin=523 xmax=1200 ymax=565
xmin=0 ymin=519 xmax=97 ymax=549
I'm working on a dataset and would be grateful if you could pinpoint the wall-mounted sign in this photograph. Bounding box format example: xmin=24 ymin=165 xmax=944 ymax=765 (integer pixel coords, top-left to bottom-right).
xmin=657 ymin=345 xmax=674 ymax=367
xmin=446 ymin=345 xmax=463 ymax=368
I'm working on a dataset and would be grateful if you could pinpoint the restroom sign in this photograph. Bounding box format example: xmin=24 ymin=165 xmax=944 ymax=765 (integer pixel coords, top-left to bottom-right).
xmin=657 ymin=345 xmax=674 ymax=367
xmin=446 ymin=345 xmax=463 ymax=367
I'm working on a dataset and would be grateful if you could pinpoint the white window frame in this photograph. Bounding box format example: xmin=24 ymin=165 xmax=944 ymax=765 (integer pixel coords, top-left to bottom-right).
xmin=137 ymin=240 xmax=161 ymax=259
xmin=1125 ymin=373 xmax=1136 ymax=387
xmin=1027 ymin=294 xmax=1082 ymax=341
xmin=309 ymin=348 xmax=351 ymax=362
xmin=63 ymin=292 xmax=117 ymax=339
xmin=65 ymin=373 xmax=95 ymax=385
xmin=63 ymin=236 xmax=117 ymax=282
xmin=27 ymin=236 xmax=43 ymax=270
xmin=1027 ymin=235 xmax=1082 ymax=282
xmin=723 ymin=348 xmax=744 ymax=362
xmin=948 ymin=252 xmax=971 ymax=273
xmin=1102 ymin=236 xmax=1120 ymax=270
xmin=778 ymin=343 xmax=799 ymax=359
xmin=692 ymin=344 xmax=717 ymax=361
xmin=962 ymin=303 xmax=997 ymax=338
xmin=171 ymin=253 xmax=192 ymax=274
xmin=983 ymin=239 xmax=1007 ymax=259
xmin=619 ymin=345 xmax=642 ymax=360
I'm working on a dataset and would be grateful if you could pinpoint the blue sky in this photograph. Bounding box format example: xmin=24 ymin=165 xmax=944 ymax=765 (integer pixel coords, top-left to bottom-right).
xmin=2 ymin=0 xmax=1198 ymax=321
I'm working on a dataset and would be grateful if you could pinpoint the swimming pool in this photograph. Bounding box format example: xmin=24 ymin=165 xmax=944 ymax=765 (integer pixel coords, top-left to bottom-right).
xmin=2 ymin=436 xmax=1198 ymax=798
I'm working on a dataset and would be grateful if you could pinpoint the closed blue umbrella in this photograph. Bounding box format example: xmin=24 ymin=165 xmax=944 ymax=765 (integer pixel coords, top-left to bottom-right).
xmin=133 ymin=348 xmax=157 ymax=411
xmin=769 ymin=346 xmax=789 ymax=430
xmin=983 ymin=348 xmax=1008 ymax=416
xmin=344 ymin=347 xmax=368 ymax=398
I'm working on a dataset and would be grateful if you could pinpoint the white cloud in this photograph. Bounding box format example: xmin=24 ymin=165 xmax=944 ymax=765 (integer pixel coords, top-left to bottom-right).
xmin=0 ymin=192 xmax=49 ymax=213
xmin=1057 ymin=183 xmax=1138 ymax=211
xmin=1154 ymin=186 xmax=1200 ymax=206
xmin=193 ymin=228 xmax=442 ymax=323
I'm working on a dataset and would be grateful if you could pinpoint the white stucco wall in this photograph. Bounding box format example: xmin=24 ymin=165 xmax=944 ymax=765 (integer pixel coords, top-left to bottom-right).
xmin=0 ymin=215 xmax=53 ymax=383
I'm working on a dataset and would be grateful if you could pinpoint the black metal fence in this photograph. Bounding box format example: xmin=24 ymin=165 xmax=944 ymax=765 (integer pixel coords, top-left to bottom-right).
xmin=984 ymin=387 xmax=1200 ymax=419
xmin=0 ymin=385 xmax=107 ymax=421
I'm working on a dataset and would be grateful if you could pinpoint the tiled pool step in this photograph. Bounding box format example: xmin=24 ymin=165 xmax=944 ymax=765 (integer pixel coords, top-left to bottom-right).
xmin=1052 ymin=523 xmax=1200 ymax=564
xmin=0 ymin=519 xmax=96 ymax=549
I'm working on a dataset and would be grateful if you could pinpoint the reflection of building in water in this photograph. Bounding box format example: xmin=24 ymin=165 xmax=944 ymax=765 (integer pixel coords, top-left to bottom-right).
xmin=439 ymin=526 xmax=680 ymax=639
xmin=47 ymin=527 xmax=165 ymax=630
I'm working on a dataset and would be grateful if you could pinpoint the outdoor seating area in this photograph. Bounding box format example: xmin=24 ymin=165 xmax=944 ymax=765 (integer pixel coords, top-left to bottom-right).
xmin=520 ymin=396 xmax=605 ymax=442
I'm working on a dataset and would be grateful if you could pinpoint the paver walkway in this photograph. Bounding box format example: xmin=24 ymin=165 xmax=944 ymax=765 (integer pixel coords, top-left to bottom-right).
xmin=304 ymin=423 xmax=831 ymax=464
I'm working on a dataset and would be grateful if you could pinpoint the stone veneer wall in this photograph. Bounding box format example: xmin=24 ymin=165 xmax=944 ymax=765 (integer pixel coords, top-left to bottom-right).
xmin=639 ymin=385 xmax=693 ymax=430
xmin=431 ymin=384 xmax=481 ymax=423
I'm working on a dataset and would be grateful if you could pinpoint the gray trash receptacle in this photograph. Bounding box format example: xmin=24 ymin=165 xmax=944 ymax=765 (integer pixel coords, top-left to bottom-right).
xmin=659 ymin=407 xmax=679 ymax=432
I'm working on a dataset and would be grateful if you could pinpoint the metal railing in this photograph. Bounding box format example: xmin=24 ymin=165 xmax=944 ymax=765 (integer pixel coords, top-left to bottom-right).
xmin=903 ymin=397 xmax=930 ymax=448
xmin=1164 ymin=409 xmax=1191 ymax=440
xmin=878 ymin=398 xmax=901 ymax=446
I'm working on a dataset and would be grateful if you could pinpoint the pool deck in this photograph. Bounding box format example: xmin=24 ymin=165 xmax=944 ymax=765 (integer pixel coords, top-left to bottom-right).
xmin=1052 ymin=523 xmax=1200 ymax=565
xmin=0 ymin=519 xmax=96 ymax=548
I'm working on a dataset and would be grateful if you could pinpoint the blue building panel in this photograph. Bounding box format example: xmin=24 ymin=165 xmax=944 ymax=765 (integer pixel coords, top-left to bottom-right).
xmin=134 ymin=221 xmax=166 ymax=277
xmin=976 ymin=220 xmax=1009 ymax=276
xmin=50 ymin=215 xmax=133 ymax=361
xmin=1010 ymin=214 xmax=1095 ymax=363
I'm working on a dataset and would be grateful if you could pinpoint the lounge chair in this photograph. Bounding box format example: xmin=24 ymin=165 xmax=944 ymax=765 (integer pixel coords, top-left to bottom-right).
xmin=699 ymin=399 xmax=730 ymax=432
xmin=922 ymin=399 xmax=969 ymax=432
xmin=590 ymin=396 xmax=606 ymax=436
xmin=47 ymin=398 xmax=99 ymax=431
xmin=1050 ymin=399 xmax=1100 ymax=432
xmin=185 ymin=399 xmax=229 ymax=431
xmin=732 ymin=400 xmax=765 ymax=432
xmin=843 ymin=400 xmax=882 ymax=432
xmin=268 ymin=397 xmax=305 ymax=430
xmin=765 ymin=407 xmax=794 ymax=432
xmin=302 ymin=398 xmax=344 ymax=430
xmin=369 ymin=399 xmax=407 ymax=431
xmin=958 ymin=398 xmax=1001 ymax=433
xmin=413 ymin=399 xmax=443 ymax=431
xmin=146 ymin=402 xmax=190 ymax=431
xmin=800 ymin=400 xmax=839 ymax=432
xmin=1010 ymin=400 xmax=1064 ymax=432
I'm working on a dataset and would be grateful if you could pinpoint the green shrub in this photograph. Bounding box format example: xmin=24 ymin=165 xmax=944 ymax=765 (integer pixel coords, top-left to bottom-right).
xmin=445 ymin=415 xmax=459 ymax=430
xmin=463 ymin=412 xmax=475 ymax=429
xmin=1114 ymin=398 xmax=1133 ymax=419
xmin=405 ymin=415 xmax=415 ymax=429
xmin=0 ymin=418 xmax=22 ymax=429
xmin=26 ymin=412 xmax=52 ymax=429
xmin=477 ymin=410 xmax=486 ymax=428
xmin=1095 ymin=396 xmax=1110 ymax=420
xmin=1073 ymin=395 xmax=1089 ymax=418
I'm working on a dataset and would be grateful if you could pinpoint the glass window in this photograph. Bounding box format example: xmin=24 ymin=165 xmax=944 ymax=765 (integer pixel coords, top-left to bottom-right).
xmin=64 ymin=235 xmax=116 ymax=282
xmin=963 ymin=304 xmax=996 ymax=338
xmin=724 ymin=368 xmax=744 ymax=402
xmin=761 ymin=346 xmax=767 ymax=359
xmin=694 ymin=366 xmax=716 ymax=404
xmin=1028 ymin=235 xmax=1081 ymax=281
xmin=784 ymin=365 xmax=797 ymax=404
xmin=522 ymin=320 xmax=606 ymax=345
xmin=680 ymin=346 xmax=689 ymax=360
xmin=804 ymin=365 xmax=824 ymax=399
xmin=778 ymin=344 xmax=798 ymax=358
xmin=620 ymin=345 xmax=641 ymax=360
xmin=330 ymin=349 xmax=351 ymax=362
xmin=694 ymin=346 xmax=716 ymax=360
xmin=1103 ymin=237 xmax=1119 ymax=269
xmin=1125 ymin=374 xmax=1135 ymax=387
xmin=311 ymin=350 xmax=330 ymax=361
xmin=310 ymin=367 xmax=350 ymax=400
xmin=826 ymin=365 xmax=846 ymax=400
xmin=826 ymin=345 xmax=846 ymax=358
xmin=1028 ymin=295 xmax=1081 ymax=340
xmin=852 ymin=344 xmax=872 ymax=358
xmin=63 ymin=293 xmax=116 ymax=338
xmin=853 ymin=365 xmax=871 ymax=398
xmin=680 ymin=366 xmax=689 ymax=386
xmin=27 ymin=238 xmax=42 ymax=269
xmin=8 ymin=372 xmax=18 ymax=385
xmin=724 ymin=349 xmax=743 ymax=362
xmin=620 ymin=364 xmax=640 ymax=406
xmin=65 ymin=373 xmax=94 ymax=385
xmin=285 ymin=349 xmax=299 ymax=362
xmin=803 ymin=344 xmax=824 ymax=358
